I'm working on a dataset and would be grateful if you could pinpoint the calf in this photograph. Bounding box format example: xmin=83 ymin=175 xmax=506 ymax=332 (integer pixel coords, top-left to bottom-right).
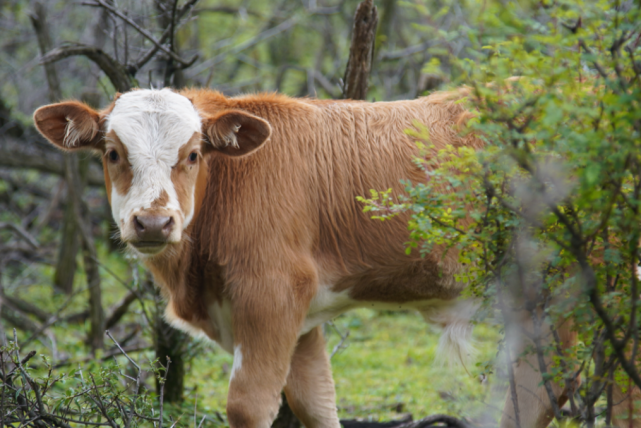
xmin=34 ymin=88 xmax=582 ymax=428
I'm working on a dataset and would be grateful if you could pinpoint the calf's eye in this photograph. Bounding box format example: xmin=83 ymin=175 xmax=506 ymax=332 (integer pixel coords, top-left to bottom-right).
xmin=108 ymin=150 xmax=119 ymax=163
xmin=188 ymin=152 xmax=198 ymax=163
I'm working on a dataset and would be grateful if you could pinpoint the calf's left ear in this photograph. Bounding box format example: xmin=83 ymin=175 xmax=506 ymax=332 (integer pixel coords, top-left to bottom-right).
xmin=33 ymin=101 xmax=101 ymax=151
xmin=202 ymin=109 xmax=271 ymax=157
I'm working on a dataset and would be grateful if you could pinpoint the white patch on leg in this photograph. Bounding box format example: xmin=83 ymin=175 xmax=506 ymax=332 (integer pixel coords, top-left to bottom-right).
xmin=230 ymin=345 xmax=243 ymax=382
xmin=208 ymin=300 xmax=234 ymax=353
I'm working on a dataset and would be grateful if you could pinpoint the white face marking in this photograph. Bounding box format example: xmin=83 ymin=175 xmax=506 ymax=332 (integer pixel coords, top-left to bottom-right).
xmin=106 ymin=88 xmax=201 ymax=237
xmin=182 ymin=185 xmax=197 ymax=229
xmin=111 ymin=186 xmax=124 ymax=227
xmin=230 ymin=345 xmax=243 ymax=382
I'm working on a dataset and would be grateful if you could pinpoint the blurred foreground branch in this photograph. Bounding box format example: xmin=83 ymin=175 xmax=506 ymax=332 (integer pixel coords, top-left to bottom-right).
xmin=0 ymin=331 xmax=167 ymax=427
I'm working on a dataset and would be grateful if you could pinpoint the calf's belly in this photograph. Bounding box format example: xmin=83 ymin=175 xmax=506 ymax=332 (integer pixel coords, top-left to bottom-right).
xmin=300 ymin=285 xmax=462 ymax=336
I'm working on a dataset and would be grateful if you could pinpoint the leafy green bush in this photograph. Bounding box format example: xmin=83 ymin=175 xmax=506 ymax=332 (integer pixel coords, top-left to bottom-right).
xmin=360 ymin=0 xmax=641 ymax=425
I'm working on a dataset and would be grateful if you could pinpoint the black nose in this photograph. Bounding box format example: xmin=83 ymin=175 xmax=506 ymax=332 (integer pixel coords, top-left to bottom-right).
xmin=133 ymin=215 xmax=174 ymax=242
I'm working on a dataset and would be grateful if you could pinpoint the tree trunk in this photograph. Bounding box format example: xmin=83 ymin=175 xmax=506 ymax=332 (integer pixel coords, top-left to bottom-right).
xmin=53 ymin=197 xmax=80 ymax=294
xmin=154 ymin=317 xmax=187 ymax=403
xmin=342 ymin=0 xmax=378 ymax=100
xmin=63 ymin=153 xmax=105 ymax=353
xmin=30 ymin=1 xmax=82 ymax=295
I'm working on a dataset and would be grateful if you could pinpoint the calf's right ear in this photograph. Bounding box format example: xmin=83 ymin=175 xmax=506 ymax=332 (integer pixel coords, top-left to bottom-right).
xmin=202 ymin=109 xmax=271 ymax=157
xmin=33 ymin=101 xmax=101 ymax=151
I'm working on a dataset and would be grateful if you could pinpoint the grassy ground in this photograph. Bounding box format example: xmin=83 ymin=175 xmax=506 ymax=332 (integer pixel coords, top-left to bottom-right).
xmin=183 ymin=309 xmax=505 ymax=425
xmin=5 ymin=247 xmax=506 ymax=427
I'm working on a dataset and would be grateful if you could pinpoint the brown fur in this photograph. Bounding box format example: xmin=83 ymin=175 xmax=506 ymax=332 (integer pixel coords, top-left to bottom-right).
xmin=40 ymin=88 xmax=618 ymax=428
xmin=103 ymin=131 xmax=132 ymax=204
xmin=284 ymin=326 xmax=340 ymax=427
xmin=170 ymin=132 xmax=203 ymax=220
xmin=33 ymin=101 xmax=101 ymax=149
xmin=175 ymin=89 xmax=482 ymax=427
xmin=151 ymin=190 xmax=169 ymax=209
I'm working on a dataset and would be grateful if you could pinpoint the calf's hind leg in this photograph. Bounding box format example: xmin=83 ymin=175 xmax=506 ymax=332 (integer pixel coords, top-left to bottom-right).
xmin=284 ymin=326 xmax=341 ymax=428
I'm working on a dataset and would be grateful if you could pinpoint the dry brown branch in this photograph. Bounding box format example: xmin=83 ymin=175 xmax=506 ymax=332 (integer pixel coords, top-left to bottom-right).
xmin=194 ymin=6 xmax=263 ymax=17
xmin=40 ymin=43 xmax=132 ymax=92
xmin=0 ymin=305 xmax=41 ymax=333
xmin=379 ymin=41 xmax=430 ymax=61
xmin=0 ymin=137 xmax=105 ymax=186
xmin=52 ymin=345 xmax=150 ymax=369
xmin=190 ymin=16 xmax=299 ymax=78
xmin=19 ymin=282 xmax=94 ymax=349
xmin=82 ymin=0 xmax=198 ymax=69
xmin=130 ymin=0 xmax=199 ymax=74
xmin=29 ymin=2 xmax=62 ymax=101
xmin=342 ymin=0 xmax=378 ymax=100
xmin=0 ymin=293 xmax=49 ymax=323
xmin=105 ymin=291 xmax=138 ymax=330
xmin=0 ymin=223 xmax=39 ymax=249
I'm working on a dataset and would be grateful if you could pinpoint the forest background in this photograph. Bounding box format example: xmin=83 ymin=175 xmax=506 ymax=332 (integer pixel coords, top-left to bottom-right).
xmin=0 ymin=0 xmax=640 ymax=427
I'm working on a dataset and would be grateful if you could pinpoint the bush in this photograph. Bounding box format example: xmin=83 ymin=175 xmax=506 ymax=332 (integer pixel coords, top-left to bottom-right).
xmin=360 ymin=1 xmax=641 ymax=425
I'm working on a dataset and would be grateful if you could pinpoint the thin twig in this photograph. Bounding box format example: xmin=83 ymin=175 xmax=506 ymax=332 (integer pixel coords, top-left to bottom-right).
xmin=0 ymin=223 xmax=39 ymax=249
xmin=82 ymin=0 xmax=198 ymax=67
xmin=327 ymin=321 xmax=350 ymax=359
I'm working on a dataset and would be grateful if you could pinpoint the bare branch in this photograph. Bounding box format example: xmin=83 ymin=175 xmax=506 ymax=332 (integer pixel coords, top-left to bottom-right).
xmin=29 ymin=1 xmax=62 ymax=102
xmin=0 ymin=223 xmax=39 ymax=249
xmin=82 ymin=0 xmax=198 ymax=69
xmin=189 ymin=17 xmax=299 ymax=78
xmin=379 ymin=41 xmax=430 ymax=61
xmin=40 ymin=43 xmax=132 ymax=92
xmin=0 ymin=293 xmax=49 ymax=323
xmin=105 ymin=291 xmax=137 ymax=330
xmin=0 ymin=136 xmax=105 ymax=186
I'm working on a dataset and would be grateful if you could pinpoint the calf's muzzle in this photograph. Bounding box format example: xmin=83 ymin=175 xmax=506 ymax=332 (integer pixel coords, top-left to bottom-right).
xmin=132 ymin=215 xmax=174 ymax=246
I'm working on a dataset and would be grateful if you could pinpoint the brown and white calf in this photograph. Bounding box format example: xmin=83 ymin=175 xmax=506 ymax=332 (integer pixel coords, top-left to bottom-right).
xmin=33 ymin=88 xmax=626 ymax=428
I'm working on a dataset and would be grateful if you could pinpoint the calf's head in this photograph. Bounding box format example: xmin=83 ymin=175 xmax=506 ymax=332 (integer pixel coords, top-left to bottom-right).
xmin=34 ymin=89 xmax=271 ymax=256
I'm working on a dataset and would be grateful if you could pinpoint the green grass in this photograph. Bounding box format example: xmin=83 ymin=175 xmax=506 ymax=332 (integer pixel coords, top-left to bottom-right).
xmin=4 ymin=246 xmax=505 ymax=426
xmin=183 ymin=309 xmax=504 ymax=425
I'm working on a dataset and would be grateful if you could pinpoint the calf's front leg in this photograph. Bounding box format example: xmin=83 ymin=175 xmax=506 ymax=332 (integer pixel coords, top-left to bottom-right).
xmin=225 ymin=284 xmax=309 ymax=428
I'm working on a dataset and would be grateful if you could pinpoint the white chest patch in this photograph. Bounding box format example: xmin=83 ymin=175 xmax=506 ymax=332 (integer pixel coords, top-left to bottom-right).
xmin=301 ymin=287 xmax=354 ymax=335
xmin=230 ymin=345 xmax=243 ymax=382
xmin=208 ymin=299 xmax=234 ymax=353
xmin=106 ymin=89 xmax=201 ymax=225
